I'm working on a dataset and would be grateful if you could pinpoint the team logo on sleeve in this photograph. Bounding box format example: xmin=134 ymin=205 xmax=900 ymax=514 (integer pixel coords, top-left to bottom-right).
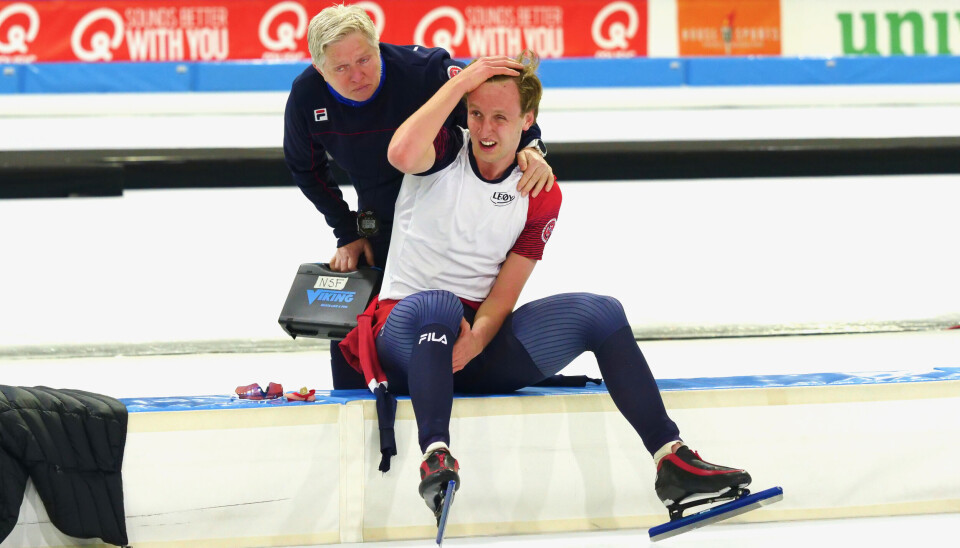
xmin=447 ymin=65 xmax=462 ymax=79
xmin=314 ymin=108 xmax=328 ymax=122
xmin=541 ymin=218 xmax=557 ymax=243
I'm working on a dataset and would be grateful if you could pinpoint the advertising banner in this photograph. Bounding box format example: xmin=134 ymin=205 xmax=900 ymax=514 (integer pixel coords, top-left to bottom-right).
xmin=781 ymin=0 xmax=960 ymax=56
xmin=0 ymin=0 xmax=648 ymax=63
xmin=676 ymin=0 xmax=781 ymax=56
xmin=0 ymin=1 xmax=236 ymax=62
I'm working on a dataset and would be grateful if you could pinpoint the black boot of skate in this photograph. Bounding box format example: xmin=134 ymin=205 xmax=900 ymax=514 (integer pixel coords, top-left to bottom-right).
xmin=655 ymin=446 xmax=752 ymax=520
xmin=419 ymin=447 xmax=460 ymax=523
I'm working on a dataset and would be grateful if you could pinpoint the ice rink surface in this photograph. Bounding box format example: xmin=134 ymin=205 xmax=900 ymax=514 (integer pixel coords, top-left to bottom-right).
xmin=1 ymin=84 xmax=959 ymax=547
xmin=305 ymin=512 xmax=960 ymax=547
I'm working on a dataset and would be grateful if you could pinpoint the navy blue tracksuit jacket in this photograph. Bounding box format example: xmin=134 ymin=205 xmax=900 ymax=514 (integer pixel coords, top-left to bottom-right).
xmin=283 ymin=43 xmax=543 ymax=266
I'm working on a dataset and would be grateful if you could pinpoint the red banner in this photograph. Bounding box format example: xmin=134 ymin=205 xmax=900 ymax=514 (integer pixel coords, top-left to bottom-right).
xmin=0 ymin=0 xmax=647 ymax=63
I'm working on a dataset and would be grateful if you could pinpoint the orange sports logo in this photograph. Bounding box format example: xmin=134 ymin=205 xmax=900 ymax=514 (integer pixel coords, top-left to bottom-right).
xmin=677 ymin=0 xmax=780 ymax=56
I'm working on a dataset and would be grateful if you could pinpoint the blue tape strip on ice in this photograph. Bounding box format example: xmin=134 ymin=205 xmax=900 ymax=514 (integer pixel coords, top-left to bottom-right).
xmin=120 ymin=367 xmax=960 ymax=413
xmin=657 ymin=367 xmax=960 ymax=391
xmin=120 ymin=394 xmax=340 ymax=412
xmin=648 ymin=486 xmax=784 ymax=542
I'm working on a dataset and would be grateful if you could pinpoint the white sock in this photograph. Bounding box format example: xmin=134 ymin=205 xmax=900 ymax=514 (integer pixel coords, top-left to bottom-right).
xmin=423 ymin=441 xmax=449 ymax=461
xmin=654 ymin=441 xmax=684 ymax=465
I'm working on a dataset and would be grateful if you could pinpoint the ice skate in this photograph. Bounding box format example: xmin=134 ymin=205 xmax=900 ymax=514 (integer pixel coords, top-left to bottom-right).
xmin=650 ymin=446 xmax=782 ymax=541
xmin=655 ymin=445 xmax=752 ymax=519
xmin=418 ymin=445 xmax=460 ymax=525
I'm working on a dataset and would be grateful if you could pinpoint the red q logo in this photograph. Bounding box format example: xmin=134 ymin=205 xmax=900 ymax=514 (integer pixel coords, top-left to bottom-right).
xmin=0 ymin=3 xmax=40 ymax=55
xmin=71 ymin=8 xmax=124 ymax=61
xmin=259 ymin=2 xmax=308 ymax=52
xmin=592 ymin=1 xmax=639 ymax=50
xmin=447 ymin=65 xmax=462 ymax=79
xmin=414 ymin=7 xmax=465 ymax=56
xmin=541 ymin=219 xmax=557 ymax=243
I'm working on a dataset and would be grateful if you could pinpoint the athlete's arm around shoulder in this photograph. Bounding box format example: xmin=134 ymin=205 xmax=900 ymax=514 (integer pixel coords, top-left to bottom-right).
xmin=387 ymin=56 xmax=525 ymax=175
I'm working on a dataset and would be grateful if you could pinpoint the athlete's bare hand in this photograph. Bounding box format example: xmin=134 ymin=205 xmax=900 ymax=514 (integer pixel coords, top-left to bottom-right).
xmin=329 ymin=238 xmax=374 ymax=272
xmin=516 ymin=148 xmax=554 ymax=198
xmin=453 ymin=56 xmax=523 ymax=94
xmin=452 ymin=317 xmax=481 ymax=372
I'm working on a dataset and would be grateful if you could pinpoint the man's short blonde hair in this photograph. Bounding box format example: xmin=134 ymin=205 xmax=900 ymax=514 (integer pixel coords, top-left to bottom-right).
xmin=475 ymin=50 xmax=543 ymax=120
xmin=308 ymin=4 xmax=379 ymax=70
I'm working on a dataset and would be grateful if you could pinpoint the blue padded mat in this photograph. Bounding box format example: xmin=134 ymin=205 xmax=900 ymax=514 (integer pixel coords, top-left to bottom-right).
xmin=121 ymin=367 xmax=960 ymax=413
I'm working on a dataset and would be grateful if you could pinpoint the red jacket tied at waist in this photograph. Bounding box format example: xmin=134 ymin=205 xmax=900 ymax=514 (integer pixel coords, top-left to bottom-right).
xmin=338 ymin=296 xmax=398 ymax=392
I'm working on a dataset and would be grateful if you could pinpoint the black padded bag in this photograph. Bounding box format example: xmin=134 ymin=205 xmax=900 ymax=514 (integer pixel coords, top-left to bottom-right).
xmin=278 ymin=263 xmax=382 ymax=340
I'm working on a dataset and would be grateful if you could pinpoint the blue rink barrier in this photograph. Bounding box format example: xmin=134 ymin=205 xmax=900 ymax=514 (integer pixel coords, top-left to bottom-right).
xmin=120 ymin=366 xmax=960 ymax=412
xmin=3 ymin=55 xmax=960 ymax=94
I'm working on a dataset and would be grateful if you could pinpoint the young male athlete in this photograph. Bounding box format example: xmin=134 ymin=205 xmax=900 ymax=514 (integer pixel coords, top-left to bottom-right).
xmin=283 ymin=4 xmax=554 ymax=389
xmin=339 ymin=51 xmax=752 ymax=524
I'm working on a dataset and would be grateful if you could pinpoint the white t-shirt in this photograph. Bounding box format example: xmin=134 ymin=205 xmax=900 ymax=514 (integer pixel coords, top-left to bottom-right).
xmin=379 ymin=126 xmax=561 ymax=303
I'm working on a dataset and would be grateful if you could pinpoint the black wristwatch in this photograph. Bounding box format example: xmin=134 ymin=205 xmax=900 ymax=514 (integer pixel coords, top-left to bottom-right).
xmin=529 ymin=139 xmax=547 ymax=157
xmin=357 ymin=210 xmax=380 ymax=237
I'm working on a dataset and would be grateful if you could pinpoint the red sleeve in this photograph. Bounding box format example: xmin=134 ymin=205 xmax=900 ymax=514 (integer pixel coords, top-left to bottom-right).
xmin=510 ymin=179 xmax=561 ymax=260
xmin=418 ymin=125 xmax=463 ymax=176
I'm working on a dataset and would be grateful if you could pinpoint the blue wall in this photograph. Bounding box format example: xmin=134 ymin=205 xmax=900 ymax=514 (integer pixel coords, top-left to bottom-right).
xmin=3 ymin=56 xmax=960 ymax=94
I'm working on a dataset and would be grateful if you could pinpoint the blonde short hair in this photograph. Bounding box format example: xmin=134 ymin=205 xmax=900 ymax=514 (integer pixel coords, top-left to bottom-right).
xmin=474 ymin=50 xmax=543 ymax=120
xmin=308 ymin=4 xmax=379 ymax=69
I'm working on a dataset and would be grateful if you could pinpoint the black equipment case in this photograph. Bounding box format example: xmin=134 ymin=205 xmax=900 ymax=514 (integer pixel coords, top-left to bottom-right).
xmin=278 ymin=263 xmax=382 ymax=340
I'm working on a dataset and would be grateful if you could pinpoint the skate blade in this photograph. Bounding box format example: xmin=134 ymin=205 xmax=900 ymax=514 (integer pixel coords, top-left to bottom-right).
xmin=649 ymin=486 xmax=783 ymax=542
xmin=436 ymin=480 xmax=457 ymax=546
